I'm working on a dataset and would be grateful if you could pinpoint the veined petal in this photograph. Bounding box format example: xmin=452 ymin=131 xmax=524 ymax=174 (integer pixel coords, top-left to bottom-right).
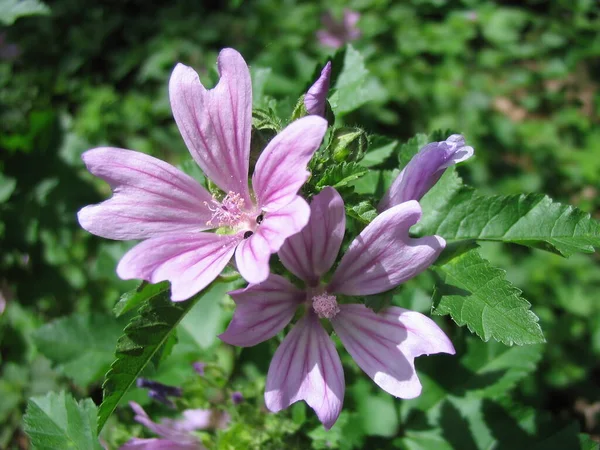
xmin=77 ymin=148 xmax=213 ymax=240
xmin=304 ymin=62 xmax=331 ymax=117
xmin=279 ymin=187 xmax=345 ymax=285
xmin=265 ymin=314 xmax=344 ymax=429
xmin=378 ymin=134 xmax=474 ymax=211
xmin=169 ymin=49 xmax=252 ymax=201
xmin=117 ymin=232 xmax=240 ymax=301
xmin=219 ymin=274 xmax=304 ymax=347
xmin=252 ymin=116 xmax=327 ymax=211
xmin=236 ymin=196 xmax=310 ymax=284
xmin=331 ymin=305 xmax=454 ymax=399
xmin=328 ymin=201 xmax=445 ymax=296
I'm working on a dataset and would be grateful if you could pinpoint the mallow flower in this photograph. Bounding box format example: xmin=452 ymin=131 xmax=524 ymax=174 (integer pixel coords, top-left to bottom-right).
xmin=317 ymin=9 xmax=361 ymax=49
xmin=120 ymin=402 xmax=229 ymax=450
xmin=219 ymin=187 xmax=454 ymax=429
xmin=77 ymin=49 xmax=328 ymax=300
xmin=378 ymin=134 xmax=474 ymax=212
xmin=304 ymin=61 xmax=331 ymax=118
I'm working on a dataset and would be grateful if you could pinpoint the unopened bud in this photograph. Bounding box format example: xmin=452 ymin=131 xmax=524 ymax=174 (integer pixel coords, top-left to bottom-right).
xmin=329 ymin=127 xmax=367 ymax=163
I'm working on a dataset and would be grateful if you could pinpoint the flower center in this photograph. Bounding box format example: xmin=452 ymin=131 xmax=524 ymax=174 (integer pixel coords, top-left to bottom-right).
xmin=205 ymin=191 xmax=250 ymax=228
xmin=311 ymin=292 xmax=340 ymax=319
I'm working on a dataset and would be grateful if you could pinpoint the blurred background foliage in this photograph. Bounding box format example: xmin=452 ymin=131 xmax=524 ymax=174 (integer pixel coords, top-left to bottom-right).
xmin=1 ymin=0 xmax=599 ymax=448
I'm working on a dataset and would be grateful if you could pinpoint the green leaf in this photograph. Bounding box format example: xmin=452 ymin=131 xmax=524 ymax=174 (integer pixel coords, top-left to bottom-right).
xmin=360 ymin=135 xmax=397 ymax=168
xmin=113 ymin=281 xmax=170 ymax=317
xmin=97 ymin=285 xmax=203 ymax=431
xmin=0 ymin=0 xmax=50 ymax=25
xmin=329 ymin=45 xmax=385 ymax=115
xmin=346 ymin=201 xmax=378 ymax=225
xmin=0 ymin=173 xmax=16 ymax=203
xmin=23 ymin=391 xmax=102 ymax=450
xmin=315 ymin=162 xmax=368 ymax=191
xmin=432 ymin=246 xmax=545 ymax=345
xmin=33 ymin=313 xmax=123 ymax=387
xmin=416 ymin=171 xmax=600 ymax=257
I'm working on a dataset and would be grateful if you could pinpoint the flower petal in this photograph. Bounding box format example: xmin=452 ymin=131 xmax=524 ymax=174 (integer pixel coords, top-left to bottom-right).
xmin=169 ymin=49 xmax=252 ymax=201
xmin=128 ymin=402 xmax=191 ymax=443
xmin=236 ymin=196 xmax=310 ymax=284
xmin=279 ymin=187 xmax=345 ymax=285
xmin=304 ymin=62 xmax=331 ymax=117
xmin=120 ymin=438 xmax=199 ymax=450
xmin=331 ymin=304 xmax=455 ymax=399
xmin=219 ymin=274 xmax=304 ymax=347
xmin=77 ymin=148 xmax=214 ymax=240
xmin=378 ymin=134 xmax=474 ymax=211
xmin=328 ymin=201 xmax=445 ymax=296
xmin=117 ymin=232 xmax=240 ymax=301
xmin=252 ymin=116 xmax=327 ymax=211
xmin=265 ymin=314 xmax=344 ymax=429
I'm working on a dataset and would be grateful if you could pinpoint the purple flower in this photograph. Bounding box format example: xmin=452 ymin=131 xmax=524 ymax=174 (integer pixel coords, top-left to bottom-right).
xmin=0 ymin=33 xmax=20 ymax=60
xmin=304 ymin=62 xmax=331 ymax=118
xmin=120 ymin=402 xmax=229 ymax=450
xmin=192 ymin=362 xmax=206 ymax=377
xmin=378 ymin=134 xmax=474 ymax=212
xmin=77 ymin=48 xmax=328 ymax=301
xmin=231 ymin=391 xmax=244 ymax=405
xmin=316 ymin=9 xmax=361 ymax=49
xmin=219 ymin=187 xmax=454 ymax=429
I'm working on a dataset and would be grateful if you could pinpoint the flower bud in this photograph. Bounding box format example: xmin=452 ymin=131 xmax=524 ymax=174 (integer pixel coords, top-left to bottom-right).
xmin=329 ymin=127 xmax=367 ymax=163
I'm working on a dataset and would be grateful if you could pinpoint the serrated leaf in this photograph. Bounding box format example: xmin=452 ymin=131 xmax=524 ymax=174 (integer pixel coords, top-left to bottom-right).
xmin=346 ymin=201 xmax=378 ymax=224
xmin=23 ymin=391 xmax=102 ymax=450
xmin=416 ymin=171 xmax=600 ymax=257
xmin=432 ymin=247 xmax=545 ymax=345
xmin=0 ymin=0 xmax=50 ymax=25
xmin=113 ymin=281 xmax=170 ymax=317
xmin=329 ymin=45 xmax=385 ymax=115
xmin=33 ymin=313 xmax=123 ymax=387
xmin=97 ymin=285 xmax=202 ymax=431
xmin=315 ymin=162 xmax=368 ymax=190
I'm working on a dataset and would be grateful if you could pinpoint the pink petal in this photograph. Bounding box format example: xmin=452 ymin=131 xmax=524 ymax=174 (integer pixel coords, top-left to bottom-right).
xmin=328 ymin=201 xmax=445 ymax=296
xmin=128 ymin=403 xmax=192 ymax=443
xmin=236 ymin=196 xmax=310 ymax=284
xmin=120 ymin=438 xmax=199 ymax=450
xmin=219 ymin=274 xmax=304 ymax=347
xmin=331 ymin=305 xmax=455 ymax=398
xmin=279 ymin=187 xmax=345 ymax=285
xmin=316 ymin=31 xmax=344 ymax=49
xmin=252 ymin=116 xmax=327 ymax=211
xmin=117 ymin=232 xmax=240 ymax=301
xmin=169 ymin=49 xmax=252 ymax=202
xmin=378 ymin=134 xmax=474 ymax=211
xmin=343 ymin=9 xmax=361 ymax=35
xmin=265 ymin=314 xmax=345 ymax=429
xmin=77 ymin=148 xmax=214 ymax=240
xmin=304 ymin=62 xmax=331 ymax=117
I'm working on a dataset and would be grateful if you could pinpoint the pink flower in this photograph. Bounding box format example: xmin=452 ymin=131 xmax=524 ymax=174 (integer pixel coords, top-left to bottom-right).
xmin=304 ymin=61 xmax=331 ymax=118
xmin=77 ymin=49 xmax=328 ymax=301
xmin=316 ymin=9 xmax=361 ymax=49
xmin=219 ymin=187 xmax=454 ymax=429
xmin=120 ymin=402 xmax=229 ymax=450
xmin=378 ymin=134 xmax=474 ymax=212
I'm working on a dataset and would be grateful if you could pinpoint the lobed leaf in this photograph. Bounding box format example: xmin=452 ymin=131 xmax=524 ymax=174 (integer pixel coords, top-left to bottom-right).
xmin=97 ymin=285 xmax=200 ymax=431
xmin=416 ymin=170 xmax=600 ymax=257
xmin=432 ymin=246 xmax=545 ymax=345
xmin=315 ymin=161 xmax=368 ymax=191
xmin=23 ymin=391 xmax=102 ymax=450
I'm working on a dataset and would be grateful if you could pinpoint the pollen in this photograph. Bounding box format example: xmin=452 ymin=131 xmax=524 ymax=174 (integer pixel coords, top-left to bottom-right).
xmin=205 ymin=191 xmax=247 ymax=227
xmin=312 ymin=293 xmax=340 ymax=319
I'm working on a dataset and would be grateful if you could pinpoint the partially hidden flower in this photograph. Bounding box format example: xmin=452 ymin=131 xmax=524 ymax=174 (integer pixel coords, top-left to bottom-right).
xmin=192 ymin=362 xmax=206 ymax=377
xmin=304 ymin=61 xmax=331 ymax=117
xmin=77 ymin=48 xmax=328 ymax=301
xmin=219 ymin=187 xmax=454 ymax=429
xmin=120 ymin=402 xmax=229 ymax=450
xmin=317 ymin=9 xmax=361 ymax=49
xmin=137 ymin=378 xmax=182 ymax=408
xmin=0 ymin=33 xmax=20 ymax=60
xmin=378 ymin=134 xmax=474 ymax=212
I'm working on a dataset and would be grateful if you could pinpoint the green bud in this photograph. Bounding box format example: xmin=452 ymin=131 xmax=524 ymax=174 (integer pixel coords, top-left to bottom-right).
xmin=329 ymin=127 xmax=367 ymax=163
